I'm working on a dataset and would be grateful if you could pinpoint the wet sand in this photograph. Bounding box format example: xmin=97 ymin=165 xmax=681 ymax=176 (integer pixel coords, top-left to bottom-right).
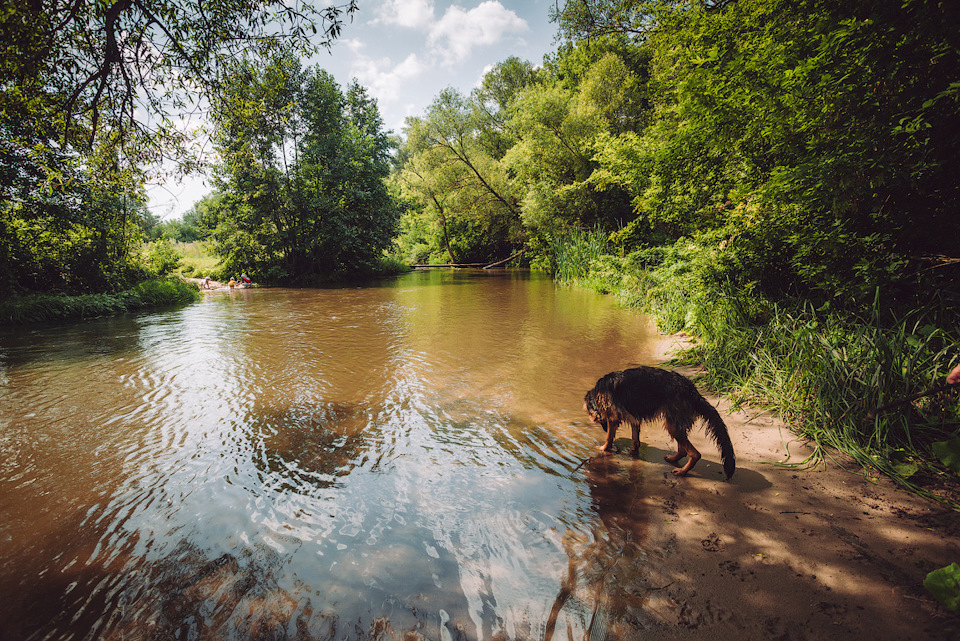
xmin=589 ymin=333 xmax=960 ymax=640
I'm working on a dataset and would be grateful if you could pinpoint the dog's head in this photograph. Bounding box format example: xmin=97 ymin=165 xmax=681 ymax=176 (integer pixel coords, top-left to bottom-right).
xmin=583 ymin=389 xmax=607 ymax=431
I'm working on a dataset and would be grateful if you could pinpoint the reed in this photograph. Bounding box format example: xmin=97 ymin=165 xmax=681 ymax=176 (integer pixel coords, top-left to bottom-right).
xmin=550 ymin=229 xmax=611 ymax=287
xmin=689 ymin=295 xmax=958 ymax=491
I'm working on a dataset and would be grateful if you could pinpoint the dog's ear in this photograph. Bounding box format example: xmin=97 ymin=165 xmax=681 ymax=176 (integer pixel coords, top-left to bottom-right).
xmin=595 ymin=392 xmax=609 ymax=413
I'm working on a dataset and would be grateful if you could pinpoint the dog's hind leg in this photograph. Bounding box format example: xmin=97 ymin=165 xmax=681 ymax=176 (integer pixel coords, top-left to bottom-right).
xmin=628 ymin=419 xmax=641 ymax=457
xmin=663 ymin=421 xmax=701 ymax=476
xmin=670 ymin=438 xmax=701 ymax=476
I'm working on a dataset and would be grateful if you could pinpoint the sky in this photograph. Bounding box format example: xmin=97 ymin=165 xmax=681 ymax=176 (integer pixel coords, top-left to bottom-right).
xmin=146 ymin=0 xmax=560 ymax=220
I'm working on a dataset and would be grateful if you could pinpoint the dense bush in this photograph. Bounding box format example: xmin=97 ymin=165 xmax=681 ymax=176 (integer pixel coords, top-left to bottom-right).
xmin=142 ymin=239 xmax=183 ymax=277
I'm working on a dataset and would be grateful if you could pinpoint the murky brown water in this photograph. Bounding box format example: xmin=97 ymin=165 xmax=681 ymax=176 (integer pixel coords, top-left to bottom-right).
xmin=0 ymin=270 xmax=660 ymax=641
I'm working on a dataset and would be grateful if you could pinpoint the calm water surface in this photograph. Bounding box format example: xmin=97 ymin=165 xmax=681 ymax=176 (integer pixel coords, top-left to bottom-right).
xmin=0 ymin=270 xmax=661 ymax=641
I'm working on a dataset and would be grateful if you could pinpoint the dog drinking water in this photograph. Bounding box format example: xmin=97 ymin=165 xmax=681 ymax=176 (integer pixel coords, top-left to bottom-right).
xmin=584 ymin=366 xmax=736 ymax=479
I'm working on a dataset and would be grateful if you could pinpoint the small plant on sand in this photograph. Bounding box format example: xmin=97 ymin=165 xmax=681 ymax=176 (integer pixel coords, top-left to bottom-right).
xmin=924 ymin=563 xmax=960 ymax=612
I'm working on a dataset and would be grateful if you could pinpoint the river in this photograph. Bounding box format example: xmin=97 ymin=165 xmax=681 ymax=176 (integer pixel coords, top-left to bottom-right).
xmin=0 ymin=270 xmax=661 ymax=641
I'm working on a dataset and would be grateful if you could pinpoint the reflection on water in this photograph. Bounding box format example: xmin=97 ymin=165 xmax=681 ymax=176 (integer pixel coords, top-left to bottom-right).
xmin=0 ymin=270 xmax=660 ymax=641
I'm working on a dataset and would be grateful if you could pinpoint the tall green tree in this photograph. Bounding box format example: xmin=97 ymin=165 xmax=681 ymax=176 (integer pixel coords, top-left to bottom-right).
xmin=472 ymin=57 xmax=542 ymax=159
xmin=398 ymin=88 xmax=524 ymax=263
xmin=210 ymin=54 xmax=398 ymax=283
xmin=504 ymin=43 xmax=643 ymax=238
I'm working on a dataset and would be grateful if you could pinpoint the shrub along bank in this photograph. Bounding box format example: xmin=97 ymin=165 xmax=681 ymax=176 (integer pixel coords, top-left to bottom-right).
xmin=0 ymin=278 xmax=200 ymax=325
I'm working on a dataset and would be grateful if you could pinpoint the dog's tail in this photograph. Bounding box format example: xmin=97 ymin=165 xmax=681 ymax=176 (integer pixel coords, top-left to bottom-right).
xmin=696 ymin=396 xmax=736 ymax=479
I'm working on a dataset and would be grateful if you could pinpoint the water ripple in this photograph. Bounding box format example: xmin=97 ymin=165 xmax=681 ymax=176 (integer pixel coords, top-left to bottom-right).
xmin=0 ymin=273 xmax=659 ymax=641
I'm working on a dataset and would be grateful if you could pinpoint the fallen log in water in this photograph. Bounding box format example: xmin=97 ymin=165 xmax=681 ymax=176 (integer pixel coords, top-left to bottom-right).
xmin=412 ymin=249 xmax=527 ymax=270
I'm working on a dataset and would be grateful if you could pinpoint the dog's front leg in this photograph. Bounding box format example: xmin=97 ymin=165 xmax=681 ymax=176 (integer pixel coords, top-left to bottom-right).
xmin=598 ymin=419 xmax=619 ymax=453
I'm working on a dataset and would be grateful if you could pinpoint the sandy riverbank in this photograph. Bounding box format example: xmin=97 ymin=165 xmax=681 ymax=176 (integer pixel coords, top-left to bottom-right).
xmin=187 ymin=277 xmax=255 ymax=291
xmin=582 ymin=333 xmax=959 ymax=640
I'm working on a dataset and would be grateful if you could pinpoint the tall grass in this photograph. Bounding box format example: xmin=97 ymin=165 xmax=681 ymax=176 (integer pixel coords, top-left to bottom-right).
xmin=174 ymin=241 xmax=222 ymax=279
xmin=550 ymin=230 xmax=610 ymax=287
xmin=551 ymin=234 xmax=960 ymax=504
xmin=0 ymin=279 xmax=200 ymax=325
xmin=689 ymin=294 xmax=958 ymax=495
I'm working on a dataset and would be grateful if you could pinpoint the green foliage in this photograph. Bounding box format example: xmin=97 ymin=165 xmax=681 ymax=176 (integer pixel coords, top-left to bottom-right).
xmin=587 ymin=0 xmax=960 ymax=308
xmin=504 ymin=74 xmax=609 ymax=234
xmin=932 ymin=438 xmax=960 ymax=476
xmin=473 ymin=57 xmax=543 ymax=159
xmin=397 ymin=87 xmax=525 ymax=264
xmin=174 ymin=242 xmax=221 ymax=279
xmin=208 ymin=53 xmax=400 ymax=284
xmin=0 ymin=279 xmax=199 ymax=325
xmin=1 ymin=0 xmax=357 ymax=156
xmin=1 ymin=0 xmax=357 ymax=297
xmin=505 ymin=40 xmax=643 ymax=236
xmin=146 ymin=203 xmax=218 ymax=243
xmin=394 ymin=37 xmax=648 ymax=265
xmin=0 ymin=191 xmax=151 ymax=294
xmin=549 ymin=0 xmax=662 ymax=42
xmin=142 ymin=239 xmax=183 ymax=277
xmin=925 ymin=563 xmax=960 ymax=612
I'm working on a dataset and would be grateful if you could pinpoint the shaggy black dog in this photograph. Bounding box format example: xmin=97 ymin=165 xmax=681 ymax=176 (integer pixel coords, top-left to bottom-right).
xmin=584 ymin=366 xmax=736 ymax=479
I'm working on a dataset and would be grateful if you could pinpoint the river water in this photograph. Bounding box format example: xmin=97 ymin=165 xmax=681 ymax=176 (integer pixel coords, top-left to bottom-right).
xmin=0 ymin=270 xmax=662 ymax=641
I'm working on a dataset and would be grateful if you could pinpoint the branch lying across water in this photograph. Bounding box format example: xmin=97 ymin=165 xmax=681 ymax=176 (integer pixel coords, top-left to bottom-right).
xmin=412 ymin=249 xmax=527 ymax=270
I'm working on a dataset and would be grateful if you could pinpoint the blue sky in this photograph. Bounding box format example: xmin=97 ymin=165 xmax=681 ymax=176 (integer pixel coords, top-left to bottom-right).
xmin=147 ymin=0 xmax=559 ymax=220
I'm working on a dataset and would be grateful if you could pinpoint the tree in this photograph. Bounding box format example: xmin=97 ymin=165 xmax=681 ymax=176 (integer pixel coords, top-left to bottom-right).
xmin=590 ymin=0 xmax=960 ymax=304
xmin=209 ymin=53 xmax=398 ymax=283
xmin=2 ymin=0 xmax=358 ymax=155
xmin=0 ymin=0 xmax=358 ymax=293
xmin=472 ymin=57 xmax=542 ymax=159
xmin=503 ymin=44 xmax=641 ymax=237
xmin=549 ymin=0 xmax=663 ymax=42
xmin=396 ymin=139 xmax=467 ymax=263
xmin=398 ymin=88 xmax=525 ymax=263
xmin=549 ymin=0 xmax=733 ymax=42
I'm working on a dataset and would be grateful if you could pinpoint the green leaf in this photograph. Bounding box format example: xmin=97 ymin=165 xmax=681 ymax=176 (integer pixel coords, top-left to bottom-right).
xmin=932 ymin=437 xmax=960 ymax=475
xmin=924 ymin=563 xmax=960 ymax=612
xmin=891 ymin=459 xmax=919 ymax=479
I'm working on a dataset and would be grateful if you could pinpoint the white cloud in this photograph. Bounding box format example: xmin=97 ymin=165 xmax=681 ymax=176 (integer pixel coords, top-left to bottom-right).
xmin=373 ymin=0 xmax=436 ymax=29
xmin=350 ymin=52 xmax=428 ymax=105
xmin=428 ymin=1 xmax=528 ymax=63
xmin=339 ymin=37 xmax=367 ymax=55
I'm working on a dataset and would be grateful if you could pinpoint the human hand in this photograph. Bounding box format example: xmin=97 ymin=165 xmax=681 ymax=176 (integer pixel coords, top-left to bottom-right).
xmin=948 ymin=364 xmax=960 ymax=385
